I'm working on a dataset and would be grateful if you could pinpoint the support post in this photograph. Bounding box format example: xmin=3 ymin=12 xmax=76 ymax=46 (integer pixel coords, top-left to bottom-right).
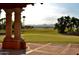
xmin=14 ymin=8 xmax=26 ymax=49
xmin=2 ymin=9 xmax=13 ymax=49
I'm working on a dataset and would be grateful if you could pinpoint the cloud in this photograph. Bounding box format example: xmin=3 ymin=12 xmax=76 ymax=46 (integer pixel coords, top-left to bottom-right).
xmin=21 ymin=3 xmax=71 ymax=25
xmin=1 ymin=3 xmax=79 ymax=25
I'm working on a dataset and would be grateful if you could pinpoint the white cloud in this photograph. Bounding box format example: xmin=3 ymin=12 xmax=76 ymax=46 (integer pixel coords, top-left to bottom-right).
xmin=0 ymin=3 xmax=71 ymax=25
xmin=21 ymin=3 xmax=68 ymax=25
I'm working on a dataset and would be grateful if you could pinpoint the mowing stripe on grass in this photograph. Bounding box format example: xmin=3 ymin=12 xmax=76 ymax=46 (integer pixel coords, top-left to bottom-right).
xmin=26 ymin=43 xmax=51 ymax=54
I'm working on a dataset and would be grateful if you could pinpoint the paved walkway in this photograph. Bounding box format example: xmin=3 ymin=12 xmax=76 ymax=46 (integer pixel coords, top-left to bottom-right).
xmin=27 ymin=43 xmax=79 ymax=55
xmin=0 ymin=43 xmax=79 ymax=55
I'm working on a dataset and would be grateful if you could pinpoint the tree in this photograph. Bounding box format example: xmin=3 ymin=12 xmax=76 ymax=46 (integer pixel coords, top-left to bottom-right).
xmin=64 ymin=16 xmax=72 ymax=32
xmin=54 ymin=23 xmax=61 ymax=33
xmin=71 ymin=17 xmax=79 ymax=32
xmin=76 ymin=19 xmax=79 ymax=32
xmin=54 ymin=16 xmax=66 ymax=33
xmin=54 ymin=16 xmax=79 ymax=35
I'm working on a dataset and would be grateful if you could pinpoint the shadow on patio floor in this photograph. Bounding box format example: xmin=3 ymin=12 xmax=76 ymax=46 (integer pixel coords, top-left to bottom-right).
xmin=0 ymin=49 xmax=26 ymax=55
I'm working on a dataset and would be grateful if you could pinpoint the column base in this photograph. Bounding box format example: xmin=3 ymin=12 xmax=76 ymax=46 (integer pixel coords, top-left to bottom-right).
xmin=2 ymin=37 xmax=27 ymax=49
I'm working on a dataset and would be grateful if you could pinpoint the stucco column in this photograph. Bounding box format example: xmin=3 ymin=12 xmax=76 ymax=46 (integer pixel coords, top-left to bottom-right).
xmin=14 ymin=8 xmax=22 ymax=39
xmin=4 ymin=9 xmax=13 ymax=39
xmin=2 ymin=9 xmax=14 ymax=49
xmin=13 ymin=8 xmax=26 ymax=49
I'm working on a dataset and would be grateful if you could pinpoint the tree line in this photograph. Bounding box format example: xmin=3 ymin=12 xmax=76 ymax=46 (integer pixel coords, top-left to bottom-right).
xmin=0 ymin=18 xmax=6 ymax=30
xmin=0 ymin=17 xmax=34 ymax=30
xmin=54 ymin=16 xmax=79 ymax=35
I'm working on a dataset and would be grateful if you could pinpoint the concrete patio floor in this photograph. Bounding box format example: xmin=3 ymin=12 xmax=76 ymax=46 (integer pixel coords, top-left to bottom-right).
xmin=27 ymin=43 xmax=79 ymax=55
xmin=0 ymin=43 xmax=79 ymax=55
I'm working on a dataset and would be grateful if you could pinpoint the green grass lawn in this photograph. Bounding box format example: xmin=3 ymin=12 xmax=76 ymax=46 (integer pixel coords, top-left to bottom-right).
xmin=21 ymin=28 xmax=79 ymax=44
xmin=1 ymin=28 xmax=79 ymax=44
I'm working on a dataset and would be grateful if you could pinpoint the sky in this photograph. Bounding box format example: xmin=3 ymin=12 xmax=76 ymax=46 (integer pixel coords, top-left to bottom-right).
xmin=1 ymin=3 xmax=79 ymax=25
xmin=0 ymin=0 xmax=79 ymax=3
xmin=21 ymin=3 xmax=79 ymax=25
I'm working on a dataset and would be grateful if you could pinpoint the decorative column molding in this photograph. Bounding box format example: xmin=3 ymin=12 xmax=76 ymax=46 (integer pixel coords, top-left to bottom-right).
xmin=2 ymin=4 xmax=27 ymax=49
xmin=4 ymin=9 xmax=13 ymax=39
xmin=14 ymin=8 xmax=22 ymax=39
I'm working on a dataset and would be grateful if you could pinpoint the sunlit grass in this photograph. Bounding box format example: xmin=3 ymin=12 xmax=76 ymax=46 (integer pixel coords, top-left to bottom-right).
xmin=0 ymin=28 xmax=79 ymax=44
xmin=0 ymin=35 xmax=4 ymax=43
xmin=21 ymin=28 xmax=79 ymax=44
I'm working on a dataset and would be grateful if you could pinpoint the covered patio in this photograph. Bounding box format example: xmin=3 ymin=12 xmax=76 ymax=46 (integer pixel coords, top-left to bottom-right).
xmin=0 ymin=3 xmax=35 ymax=49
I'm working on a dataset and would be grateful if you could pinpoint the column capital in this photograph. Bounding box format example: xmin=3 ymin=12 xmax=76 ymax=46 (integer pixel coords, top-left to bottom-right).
xmin=3 ymin=9 xmax=13 ymax=14
xmin=14 ymin=8 xmax=23 ymax=13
